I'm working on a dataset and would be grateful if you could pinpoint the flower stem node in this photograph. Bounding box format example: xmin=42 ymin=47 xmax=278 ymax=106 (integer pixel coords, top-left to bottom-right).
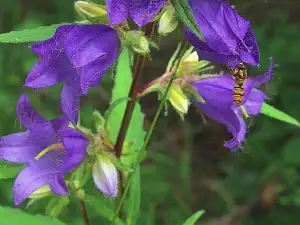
xmin=158 ymin=5 xmax=178 ymax=36
xmin=74 ymin=1 xmax=107 ymax=23
xmin=124 ymin=31 xmax=150 ymax=55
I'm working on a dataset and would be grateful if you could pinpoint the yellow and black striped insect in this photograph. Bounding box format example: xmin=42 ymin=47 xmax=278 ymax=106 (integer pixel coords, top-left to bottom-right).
xmin=229 ymin=63 xmax=248 ymax=105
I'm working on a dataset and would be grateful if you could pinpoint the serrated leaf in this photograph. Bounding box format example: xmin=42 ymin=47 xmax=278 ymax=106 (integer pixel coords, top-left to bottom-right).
xmin=85 ymin=195 xmax=125 ymax=225
xmin=0 ymin=205 xmax=66 ymax=225
xmin=260 ymin=102 xmax=300 ymax=127
xmin=0 ymin=23 xmax=67 ymax=43
xmin=170 ymin=0 xmax=203 ymax=39
xmin=182 ymin=210 xmax=205 ymax=225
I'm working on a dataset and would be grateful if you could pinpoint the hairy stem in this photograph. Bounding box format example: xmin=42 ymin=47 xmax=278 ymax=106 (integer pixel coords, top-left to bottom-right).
xmin=114 ymin=21 xmax=155 ymax=158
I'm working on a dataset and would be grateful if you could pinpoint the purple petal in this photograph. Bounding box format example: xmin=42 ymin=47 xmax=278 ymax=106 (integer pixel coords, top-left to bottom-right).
xmin=93 ymin=155 xmax=118 ymax=197
xmin=188 ymin=0 xmax=239 ymax=54
xmin=242 ymin=88 xmax=265 ymax=116
xmin=16 ymin=94 xmax=48 ymax=130
xmin=197 ymin=103 xmax=246 ymax=151
xmin=62 ymin=128 xmax=88 ymax=173
xmin=130 ymin=0 xmax=167 ymax=27
xmin=65 ymin=25 xmax=119 ymax=68
xmin=238 ymin=26 xmax=260 ymax=66
xmin=79 ymin=61 xmax=106 ymax=94
xmin=24 ymin=52 xmax=75 ymax=88
xmin=192 ymin=75 xmax=234 ymax=108
xmin=0 ymin=132 xmax=42 ymax=164
xmin=14 ymin=158 xmax=67 ymax=206
xmin=185 ymin=28 xmax=234 ymax=65
xmin=106 ymin=0 xmax=129 ymax=25
xmin=61 ymin=81 xmax=82 ymax=124
xmin=49 ymin=174 xmax=69 ymax=196
xmin=30 ymin=25 xmax=75 ymax=57
xmin=250 ymin=57 xmax=274 ymax=86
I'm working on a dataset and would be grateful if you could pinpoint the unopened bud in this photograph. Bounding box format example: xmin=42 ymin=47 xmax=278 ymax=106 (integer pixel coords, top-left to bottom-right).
xmin=125 ymin=31 xmax=150 ymax=55
xmin=92 ymin=154 xmax=118 ymax=197
xmin=29 ymin=185 xmax=52 ymax=199
xmin=169 ymin=86 xmax=190 ymax=119
xmin=158 ymin=6 xmax=178 ymax=36
xmin=177 ymin=47 xmax=213 ymax=76
xmin=75 ymin=1 xmax=107 ymax=22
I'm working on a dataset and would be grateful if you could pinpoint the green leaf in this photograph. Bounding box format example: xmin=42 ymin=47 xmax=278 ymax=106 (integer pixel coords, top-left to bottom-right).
xmin=126 ymin=165 xmax=141 ymax=225
xmin=0 ymin=23 xmax=66 ymax=43
xmin=46 ymin=196 xmax=70 ymax=218
xmin=0 ymin=205 xmax=66 ymax=225
xmin=107 ymin=48 xmax=145 ymax=224
xmin=0 ymin=161 xmax=24 ymax=179
xmin=85 ymin=195 xmax=125 ymax=225
xmin=182 ymin=210 xmax=205 ymax=225
xmin=260 ymin=102 xmax=300 ymax=127
xmin=170 ymin=0 xmax=203 ymax=39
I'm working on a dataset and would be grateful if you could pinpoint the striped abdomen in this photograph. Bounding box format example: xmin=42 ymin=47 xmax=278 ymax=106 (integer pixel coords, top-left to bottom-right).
xmin=233 ymin=80 xmax=245 ymax=105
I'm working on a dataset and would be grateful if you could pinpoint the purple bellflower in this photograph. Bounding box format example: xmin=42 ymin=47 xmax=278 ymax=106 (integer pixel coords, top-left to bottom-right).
xmin=192 ymin=58 xmax=273 ymax=151
xmin=0 ymin=94 xmax=88 ymax=205
xmin=107 ymin=0 xmax=167 ymax=27
xmin=25 ymin=24 xmax=119 ymax=124
xmin=186 ymin=0 xmax=259 ymax=69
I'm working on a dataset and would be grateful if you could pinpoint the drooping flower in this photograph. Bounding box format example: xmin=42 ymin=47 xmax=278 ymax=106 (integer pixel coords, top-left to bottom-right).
xmin=0 ymin=94 xmax=88 ymax=205
xmin=186 ymin=0 xmax=259 ymax=69
xmin=107 ymin=0 xmax=167 ymax=27
xmin=25 ymin=24 xmax=119 ymax=124
xmin=192 ymin=58 xmax=273 ymax=150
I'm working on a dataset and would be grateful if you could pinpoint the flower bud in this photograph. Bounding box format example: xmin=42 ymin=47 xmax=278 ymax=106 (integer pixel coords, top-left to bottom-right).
xmin=92 ymin=154 xmax=118 ymax=197
xmin=177 ymin=47 xmax=214 ymax=76
xmin=168 ymin=86 xmax=190 ymax=119
xmin=158 ymin=6 xmax=178 ymax=36
xmin=74 ymin=1 xmax=107 ymax=22
xmin=125 ymin=31 xmax=150 ymax=55
xmin=29 ymin=185 xmax=52 ymax=199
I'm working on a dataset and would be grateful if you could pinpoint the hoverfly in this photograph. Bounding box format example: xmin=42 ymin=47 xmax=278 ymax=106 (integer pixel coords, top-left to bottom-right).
xmin=228 ymin=63 xmax=248 ymax=105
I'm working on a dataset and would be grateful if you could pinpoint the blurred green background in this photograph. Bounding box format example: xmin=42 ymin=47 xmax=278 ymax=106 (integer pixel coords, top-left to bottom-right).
xmin=1 ymin=0 xmax=300 ymax=224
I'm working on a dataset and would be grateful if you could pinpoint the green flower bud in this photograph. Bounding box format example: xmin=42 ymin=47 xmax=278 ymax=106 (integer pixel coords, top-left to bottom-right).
xmin=125 ymin=31 xmax=150 ymax=55
xmin=74 ymin=1 xmax=107 ymax=22
xmin=168 ymin=86 xmax=190 ymax=119
xmin=158 ymin=6 xmax=178 ymax=36
xmin=29 ymin=185 xmax=52 ymax=199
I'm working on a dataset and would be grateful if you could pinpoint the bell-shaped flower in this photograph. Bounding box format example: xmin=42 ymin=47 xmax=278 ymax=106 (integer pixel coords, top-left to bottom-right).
xmin=0 ymin=94 xmax=89 ymax=205
xmin=186 ymin=0 xmax=259 ymax=69
xmin=192 ymin=58 xmax=273 ymax=150
xmin=92 ymin=154 xmax=118 ymax=197
xmin=25 ymin=24 xmax=119 ymax=124
xmin=107 ymin=0 xmax=167 ymax=27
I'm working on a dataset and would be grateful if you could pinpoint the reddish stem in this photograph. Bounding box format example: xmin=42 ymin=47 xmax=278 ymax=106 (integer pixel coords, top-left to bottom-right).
xmin=79 ymin=200 xmax=90 ymax=225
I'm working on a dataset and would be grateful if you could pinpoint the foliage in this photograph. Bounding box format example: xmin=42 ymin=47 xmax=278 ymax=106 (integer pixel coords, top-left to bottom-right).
xmin=0 ymin=1 xmax=299 ymax=225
